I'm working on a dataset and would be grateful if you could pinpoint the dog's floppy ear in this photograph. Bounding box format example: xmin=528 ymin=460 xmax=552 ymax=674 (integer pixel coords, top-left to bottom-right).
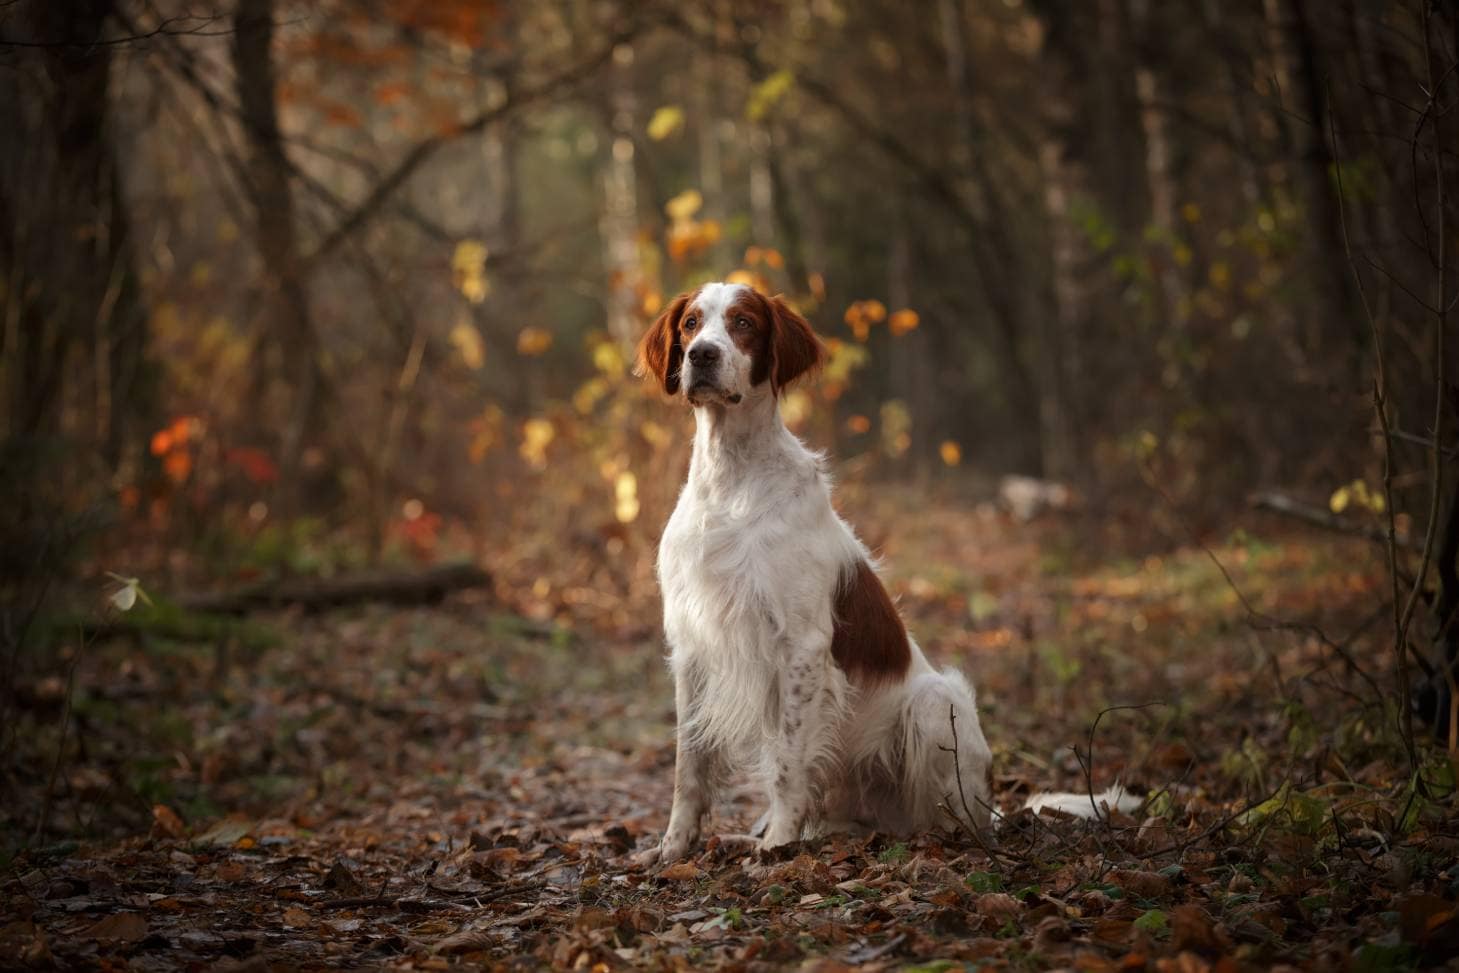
xmin=765 ymin=294 xmax=824 ymax=394
xmin=637 ymin=292 xmax=691 ymax=395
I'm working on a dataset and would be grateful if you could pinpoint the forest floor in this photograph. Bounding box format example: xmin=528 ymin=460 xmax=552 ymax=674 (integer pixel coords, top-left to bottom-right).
xmin=3 ymin=489 xmax=1458 ymax=971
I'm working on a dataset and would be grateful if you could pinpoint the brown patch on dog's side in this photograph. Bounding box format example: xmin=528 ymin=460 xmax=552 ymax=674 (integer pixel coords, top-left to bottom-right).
xmin=831 ymin=560 xmax=911 ymax=686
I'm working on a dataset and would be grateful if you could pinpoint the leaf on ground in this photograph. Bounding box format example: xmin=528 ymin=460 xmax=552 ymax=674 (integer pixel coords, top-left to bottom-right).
xmin=1113 ymin=869 xmax=1172 ymax=899
xmin=85 ymin=913 xmax=148 ymax=943
xmin=151 ymin=803 xmax=186 ymax=839
xmin=324 ymin=859 xmax=365 ymax=896
xmin=975 ymin=892 xmax=1021 ymax=922
xmin=280 ymin=906 xmax=311 ymax=928
xmin=1170 ymin=903 xmax=1225 ymax=954
xmin=214 ymin=860 xmax=247 ymax=883
xmin=194 ymin=818 xmax=252 ymax=847
xmin=1398 ymin=892 xmax=1458 ymax=947
xmin=433 ymin=927 xmax=499 ymax=954
xmin=0 ymin=921 xmax=51 ymax=965
xmin=658 ymin=861 xmax=701 ymax=881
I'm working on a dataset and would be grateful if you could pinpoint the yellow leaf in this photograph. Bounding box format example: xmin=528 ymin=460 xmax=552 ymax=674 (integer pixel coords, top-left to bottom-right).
xmin=614 ymin=470 xmax=639 ymax=524
xmin=467 ymin=405 xmax=503 ymax=464
xmin=516 ymin=327 xmax=553 ymax=356
xmin=639 ymin=420 xmax=670 ymax=448
xmin=940 ymin=440 xmax=962 ymax=466
xmin=452 ymin=239 xmax=490 ymax=304
xmin=725 ymin=269 xmax=764 ymax=291
xmin=780 ymin=389 xmax=812 ymax=428
xmin=747 ymin=68 xmax=794 ymax=121
xmin=889 ymin=309 xmax=920 ymax=335
xmin=520 ymin=418 xmax=555 ymax=469
xmin=646 ymin=105 xmax=685 ymax=141
xmin=573 ymin=376 xmax=609 ymax=414
xmin=665 ymin=189 xmax=703 ymax=223
xmin=591 ymin=338 xmax=624 ymax=376
xmin=449 ymin=318 xmax=485 ymax=370
xmin=880 ymin=399 xmax=912 ymax=458
xmin=1329 ymin=486 xmax=1351 ymax=514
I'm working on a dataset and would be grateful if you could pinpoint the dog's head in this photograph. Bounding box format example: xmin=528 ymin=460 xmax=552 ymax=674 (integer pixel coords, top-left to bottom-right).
xmin=636 ymin=283 xmax=823 ymax=407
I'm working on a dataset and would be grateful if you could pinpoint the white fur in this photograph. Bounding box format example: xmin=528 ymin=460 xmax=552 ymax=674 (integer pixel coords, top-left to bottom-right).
xmin=645 ymin=283 xmax=996 ymax=863
xmin=1023 ymin=784 xmax=1141 ymax=819
xmin=680 ymin=281 xmax=758 ymax=405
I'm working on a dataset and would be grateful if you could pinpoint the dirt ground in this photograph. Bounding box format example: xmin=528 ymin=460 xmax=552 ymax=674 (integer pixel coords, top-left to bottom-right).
xmin=3 ymin=495 xmax=1457 ymax=970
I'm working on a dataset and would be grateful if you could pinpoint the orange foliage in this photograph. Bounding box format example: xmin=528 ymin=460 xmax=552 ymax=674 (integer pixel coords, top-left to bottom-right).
xmin=372 ymin=81 xmax=412 ymax=107
xmin=163 ymin=450 xmax=193 ymax=484
xmin=224 ymin=447 xmax=280 ymax=485
xmin=321 ymin=99 xmax=364 ymax=129
xmin=389 ymin=0 xmax=499 ymax=49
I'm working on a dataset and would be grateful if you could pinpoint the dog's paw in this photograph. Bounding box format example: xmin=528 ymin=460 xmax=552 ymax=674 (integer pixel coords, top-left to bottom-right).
xmin=630 ymin=844 xmax=664 ymax=869
xmin=758 ymin=821 xmax=800 ymax=851
xmin=636 ymin=832 xmax=695 ymax=868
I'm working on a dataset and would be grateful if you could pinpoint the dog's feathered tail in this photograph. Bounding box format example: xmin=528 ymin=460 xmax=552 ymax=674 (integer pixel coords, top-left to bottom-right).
xmin=1021 ymin=783 xmax=1141 ymax=820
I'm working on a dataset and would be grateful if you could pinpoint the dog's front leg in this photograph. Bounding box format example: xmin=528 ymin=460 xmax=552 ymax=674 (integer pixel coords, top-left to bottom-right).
xmin=650 ymin=666 xmax=719 ymax=864
xmin=761 ymin=636 xmax=838 ymax=849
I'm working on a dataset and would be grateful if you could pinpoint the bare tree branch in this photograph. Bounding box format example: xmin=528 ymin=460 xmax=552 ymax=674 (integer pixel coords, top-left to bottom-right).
xmin=305 ymin=18 xmax=659 ymax=266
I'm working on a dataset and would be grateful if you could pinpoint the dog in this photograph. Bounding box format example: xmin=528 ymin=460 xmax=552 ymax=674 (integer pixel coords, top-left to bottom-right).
xmin=633 ymin=282 xmax=997 ymax=864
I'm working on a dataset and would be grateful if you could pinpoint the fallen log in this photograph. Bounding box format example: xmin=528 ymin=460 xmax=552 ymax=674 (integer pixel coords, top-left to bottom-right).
xmin=176 ymin=561 xmax=491 ymax=615
xmin=1248 ymin=490 xmax=1419 ymax=550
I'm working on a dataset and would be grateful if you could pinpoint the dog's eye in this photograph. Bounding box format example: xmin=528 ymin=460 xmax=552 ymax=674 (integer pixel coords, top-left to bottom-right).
xmin=683 ymin=317 xmax=697 ymax=331
xmin=735 ymin=317 xmax=751 ymax=330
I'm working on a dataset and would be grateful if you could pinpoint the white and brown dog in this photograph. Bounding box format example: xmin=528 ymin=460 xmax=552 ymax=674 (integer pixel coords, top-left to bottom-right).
xmin=635 ymin=282 xmax=996 ymax=864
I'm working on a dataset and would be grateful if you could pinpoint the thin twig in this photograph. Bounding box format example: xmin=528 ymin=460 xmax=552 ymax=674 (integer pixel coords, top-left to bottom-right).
xmin=0 ymin=15 xmax=234 ymax=50
xmin=1074 ymin=702 xmax=1165 ymax=825
xmin=939 ymin=704 xmax=1022 ymax=865
xmin=1329 ymin=83 xmax=1421 ymax=770
xmin=33 ymin=625 xmax=88 ymax=843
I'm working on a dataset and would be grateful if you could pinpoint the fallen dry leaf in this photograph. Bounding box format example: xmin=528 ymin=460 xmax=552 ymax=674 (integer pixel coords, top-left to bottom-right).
xmin=151 ymin=803 xmax=186 ymax=839
xmin=281 ymin=906 xmax=312 ymax=928
xmin=657 ymin=861 xmax=700 ymax=881
xmin=975 ymin=892 xmax=1021 ymax=922
xmin=85 ymin=912 xmax=147 ymax=943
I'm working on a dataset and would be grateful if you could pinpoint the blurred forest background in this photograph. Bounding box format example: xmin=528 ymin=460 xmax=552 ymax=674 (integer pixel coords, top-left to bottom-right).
xmin=4 ymin=0 xmax=1456 ymax=608
xmin=2 ymin=0 xmax=1459 ymax=967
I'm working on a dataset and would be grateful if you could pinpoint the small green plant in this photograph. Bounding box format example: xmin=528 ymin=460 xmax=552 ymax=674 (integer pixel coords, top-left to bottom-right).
xmin=878 ymin=842 xmax=909 ymax=864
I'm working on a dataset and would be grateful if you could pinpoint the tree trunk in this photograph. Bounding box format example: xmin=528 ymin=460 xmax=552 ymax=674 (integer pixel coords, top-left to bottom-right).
xmin=232 ymin=0 xmax=322 ymax=514
xmin=1037 ymin=140 xmax=1085 ymax=482
xmin=937 ymin=0 xmax=1046 ymax=475
xmin=0 ymin=0 xmax=143 ymax=457
xmin=598 ymin=39 xmax=642 ymax=352
xmin=1128 ymin=1 xmax=1188 ymax=333
xmin=1276 ymin=0 xmax=1366 ymax=364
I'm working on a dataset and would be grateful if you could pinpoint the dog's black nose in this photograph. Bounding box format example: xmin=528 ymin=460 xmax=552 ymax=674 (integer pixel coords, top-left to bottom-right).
xmin=687 ymin=344 xmax=720 ymax=368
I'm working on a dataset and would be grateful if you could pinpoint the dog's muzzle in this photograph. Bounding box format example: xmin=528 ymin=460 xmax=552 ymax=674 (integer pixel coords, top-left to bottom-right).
xmin=684 ymin=343 xmax=740 ymax=404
